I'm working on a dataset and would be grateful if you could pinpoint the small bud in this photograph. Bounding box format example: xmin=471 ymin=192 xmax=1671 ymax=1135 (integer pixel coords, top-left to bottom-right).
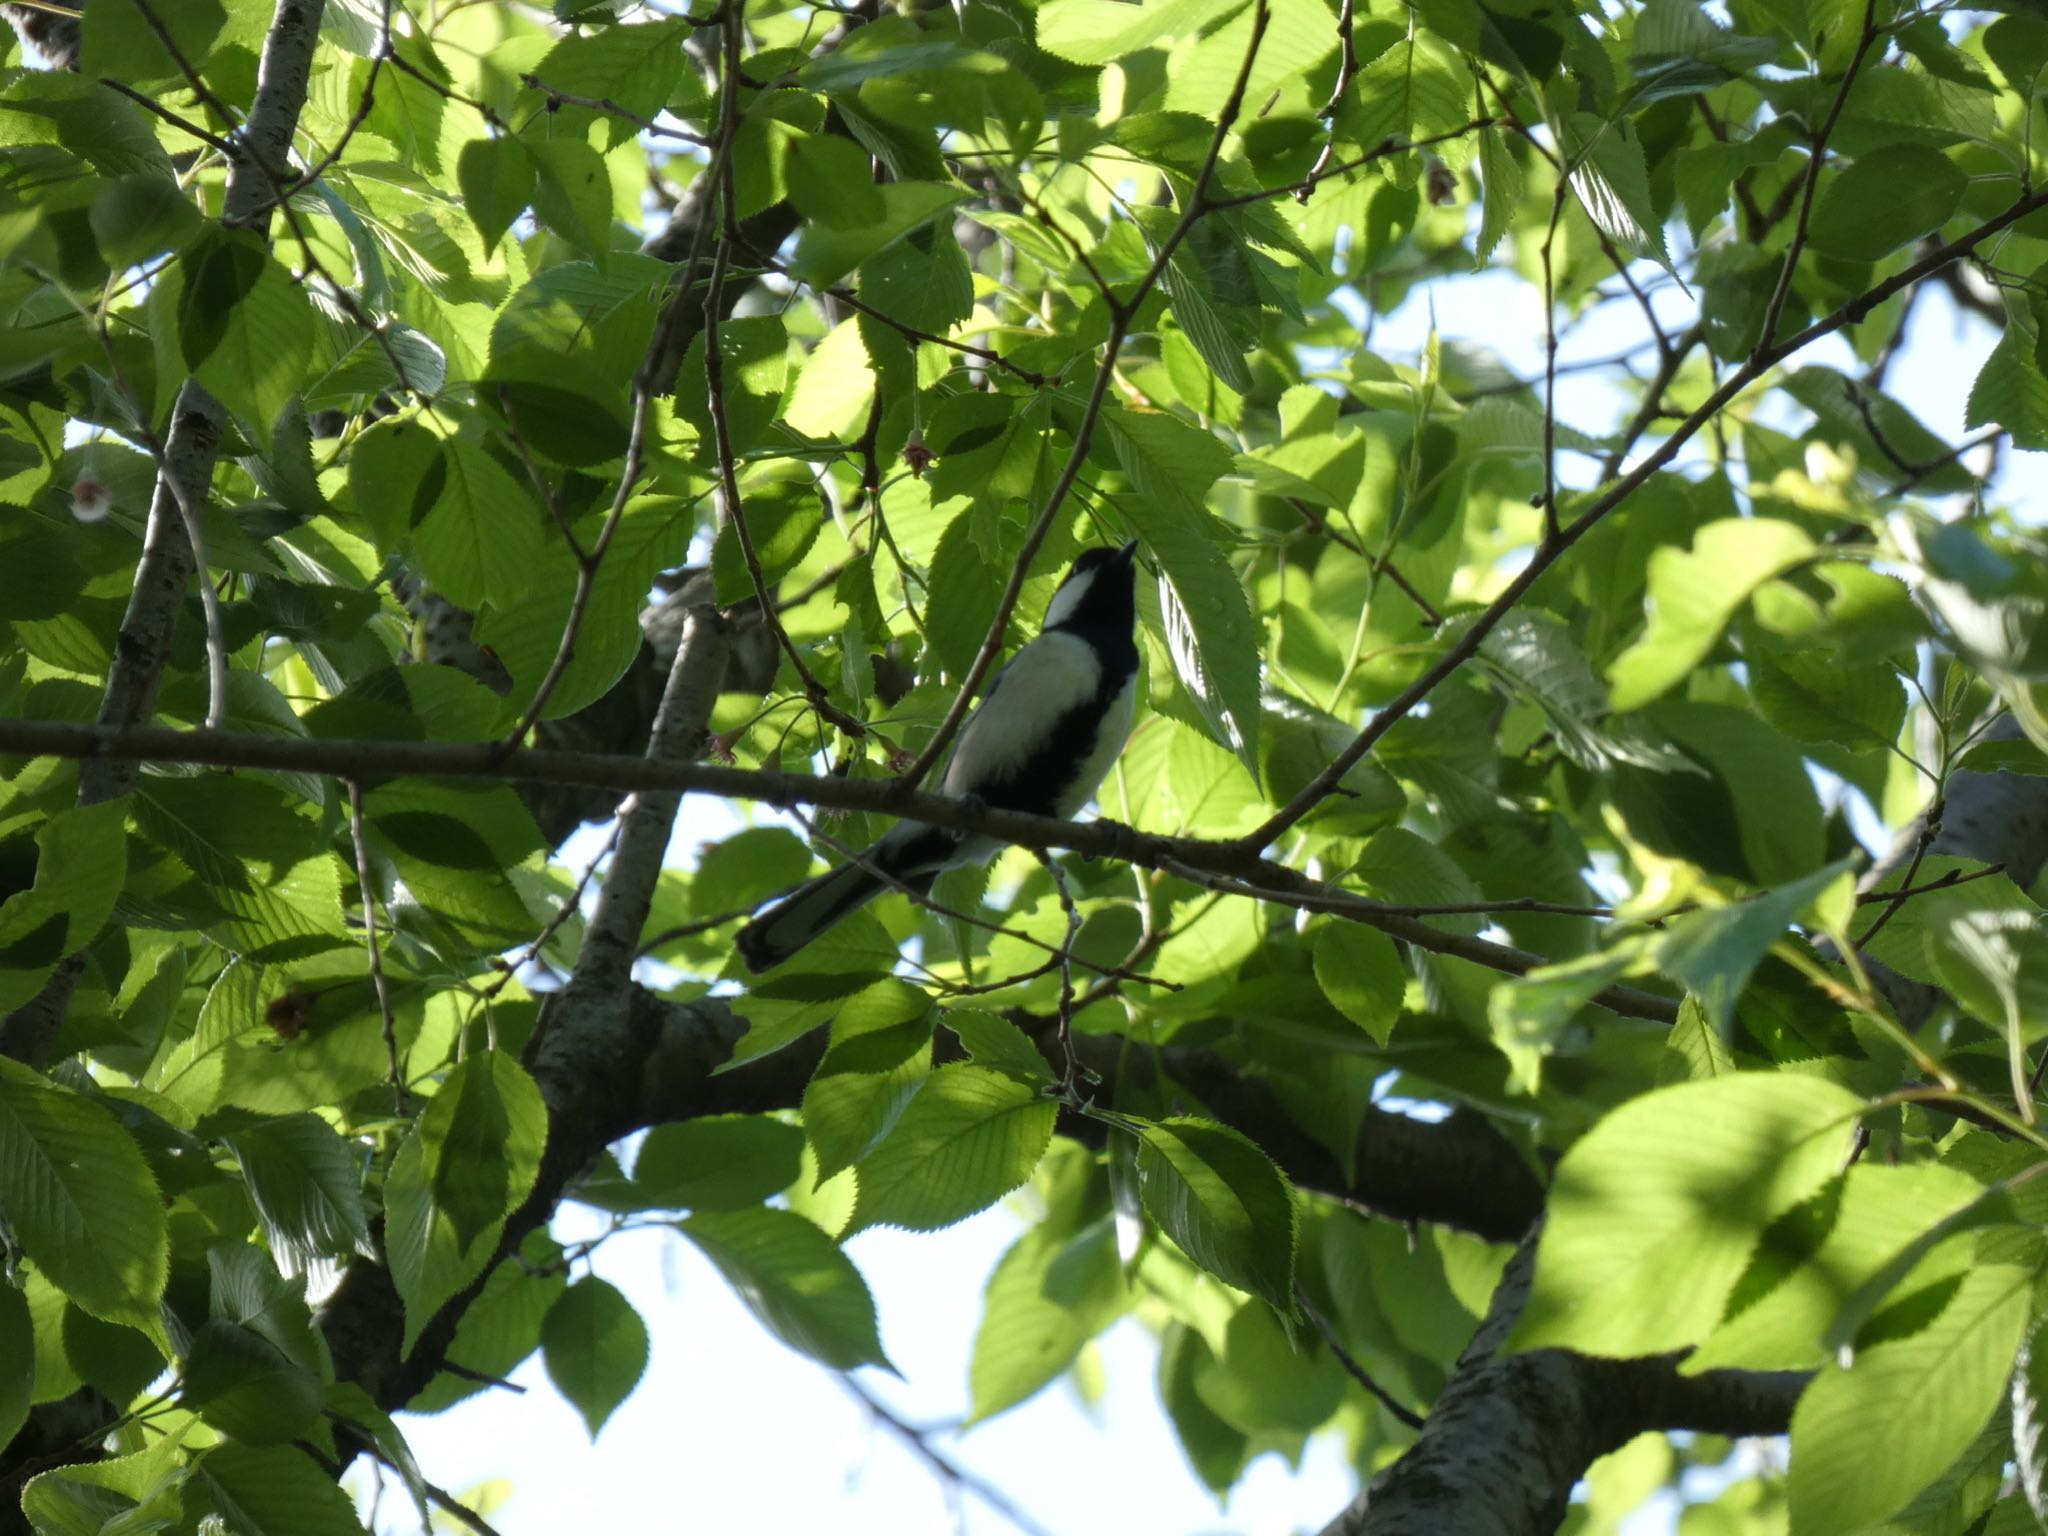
xmin=71 ymin=475 xmax=112 ymax=523
xmin=1425 ymin=157 xmax=1458 ymax=207
xmin=902 ymin=429 xmax=936 ymax=479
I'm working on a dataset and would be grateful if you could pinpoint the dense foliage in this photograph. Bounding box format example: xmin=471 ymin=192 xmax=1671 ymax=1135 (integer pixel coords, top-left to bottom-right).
xmin=4 ymin=0 xmax=2048 ymax=1530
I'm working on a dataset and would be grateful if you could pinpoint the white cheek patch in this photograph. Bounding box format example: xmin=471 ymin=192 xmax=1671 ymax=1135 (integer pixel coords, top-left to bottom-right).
xmin=941 ymin=633 xmax=1102 ymax=795
xmin=1040 ymin=568 xmax=1094 ymax=632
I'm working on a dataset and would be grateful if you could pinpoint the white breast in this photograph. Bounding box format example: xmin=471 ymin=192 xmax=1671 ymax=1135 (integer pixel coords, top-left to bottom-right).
xmin=941 ymin=632 xmax=1103 ymax=796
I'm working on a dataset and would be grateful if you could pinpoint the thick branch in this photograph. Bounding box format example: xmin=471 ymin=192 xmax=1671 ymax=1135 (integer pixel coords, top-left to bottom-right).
xmin=317 ymin=972 xmax=1543 ymax=1415
xmin=1323 ymin=1229 xmax=1806 ymax=1536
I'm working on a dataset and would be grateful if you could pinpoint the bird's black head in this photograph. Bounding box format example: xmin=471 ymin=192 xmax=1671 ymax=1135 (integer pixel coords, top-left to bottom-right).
xmin=1043 ymin=538 xmax=1139 ymax=639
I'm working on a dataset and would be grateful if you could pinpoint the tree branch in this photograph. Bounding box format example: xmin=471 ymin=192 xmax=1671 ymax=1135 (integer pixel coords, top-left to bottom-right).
xmin=0 ymin=0 xmax=327 ymax=1069
xmin=1241 ymin=181 xmax=2048 ymax=852
xmin=0 ymin=719 xmax=1682 ymax=1022
xmin=1323 ymin=1227 xmax=1807 ymax=1535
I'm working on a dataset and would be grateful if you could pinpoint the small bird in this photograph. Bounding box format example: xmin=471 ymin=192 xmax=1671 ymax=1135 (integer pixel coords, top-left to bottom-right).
xmin=736 ymin=539 xmax=1142 ymax=973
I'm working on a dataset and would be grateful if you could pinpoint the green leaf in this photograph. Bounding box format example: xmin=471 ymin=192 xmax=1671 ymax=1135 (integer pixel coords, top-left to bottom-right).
xmin=1133 ymin=1117 xmax=1296 ymax=1312
xmin=222 ymin=1112 xmax=374 ymax=1275
xmin=1475 ymin=128 xmax=1521 ymax=269
xmin=1104 ymin=410 xmax=1261 ymax=781
xmin=1566 ymin=115 xmax=1675 ymax=275
xmin=416 ymin=1051 xmax=548 ymax=1251
xmin=1790 ymin=1263 xmax=2033 ymax=1532
xmin=1607 ymin=519 xmax=1816 ymax=711
xmin=542 ymin=1276 xmax=648 ymax=1438
xmin=192 ymin=1444 xmax=369 ymax=1536
xmin=969 ymin=1214 xmax=1127 ymax=1422
xmin=1312 ymin=924 xmax=1405 ymax=1044
xmin=90 ymin=175 xmax=201 ymax=268
xmin=1516 ymin=1073 xmax=1864 ymax=1354
xmin=678 ymin=1207 xmax=889 ymax=1370
xmin=0 ymin=1059 xmax=167 ymax=1336
xmin=526 ymin=18 xmax=686 ymax=149
xmin=1035 ymin=0 xmax=1233 ymax=65
xmin=177 ymin=230 xmax=315 ymax=429
xmin=1337 ymin=34 xmax=1468 ymax=156
xmin=383 ymin=1060 xmax=545 ymax=1356
xmin=1650 ymin=858 xmax=1857 ymax=1035
xmin=631 ymin=1115 xmax=806 ymax=1211
xmin=475 ymin=493 xmax=694 ymax=721
xmin=345 ymin=417 xmax=443 ymax=555
xmin=689 ymin=829 xmax=815 ymax=919
xmin=787 ymin=181 xmax=968 ymax=289
xmin=803 ymin=979 xmax=934 ymax=1181
xmin=942 ymin=1010 xmax=1054 ymax=1088
xmin=526 ymin=138 xmax=616 ymax=269
xmin=1157 ymin=1321 xmax=1249 ymax=1493
xmin=1686 ymin=1162 xmax=1998 ymax=1373
xmin=20 ymin=1438 xmax=187 ymax=1535
xmin=1967 ymin=324 xmax=2048 ymax=452
xmin=80 ymin=0 xmax=225 ymax=92
xmin=412 ymin=439 xmax=549 ymax=612
xmin=62 ymin=1305 xmax=164 ymax=1405
xmin=180 ymin=1316 xmax=325 ymax=1445
xmin=848 ymin=1065 xmax=1056 ymax=1234
xmin=2017 ymin=1318 xmax=2048 ymax=1530
xmin=0 ymin=800 xmax=127 ymax=1012
xmin=0 ymin=1282 xmax=29 ymax=1453
xmin=457 ymin=137 xmax=535 ymax=256
xmin=408 ymin=1228 xmax=567 ymax=1413
xmin=677 ymin=315 xmax=790 ymax=464
xmin=1807 ymin=143 xmax=1967 ymax=261
xmin=785 ymin=133 xmax=886 ymax=231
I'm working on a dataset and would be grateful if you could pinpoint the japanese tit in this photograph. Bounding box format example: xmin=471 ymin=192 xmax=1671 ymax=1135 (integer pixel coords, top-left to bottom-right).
xmin=736 ymin=538 xmax=1142 ymax=973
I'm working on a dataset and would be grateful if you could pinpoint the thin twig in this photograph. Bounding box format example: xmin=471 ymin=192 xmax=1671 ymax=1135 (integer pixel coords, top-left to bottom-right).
xmin=793 ymin=811 xmax=1179 ymax=993
xmin=99 ymin=78 xmax=238 ymax=155
xmin=347 ymin=780 xmax=410 ymax=1117
xmin=1538 ymin=178 xmax=1568 ymax=544
xmin=1598 ymin=322 xmax=1704 ymax=481
xmin=1755 ymin=0 xmax=1883 ymax=355
xmin=1855 ymin=797 xmax=1945 ymax=948
xmin=744 ymin=246 xmax=1051 ymax=387
xmin=424 ymin=1481 xmax=508 ymax=1536
xmin=837 ymin=1376 xmax=1059 ymax=1536
xmin=1036 ymin=852 xmax=1086 ymax=1091
xmin=1299 ymin=0 xmax=1362 ymax=190
xmin=519 ymin=70 xmax=711 ymax=144
xmin=1295 ymin=1284 xmax=1427 ymax=1430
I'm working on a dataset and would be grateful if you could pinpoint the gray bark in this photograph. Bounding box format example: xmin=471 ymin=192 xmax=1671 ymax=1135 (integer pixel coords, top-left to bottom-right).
xmin=1324 ymin=1230 xmax=1807 ymax=1536
xmin=2 ymin=0 xmax=328 ymax=1067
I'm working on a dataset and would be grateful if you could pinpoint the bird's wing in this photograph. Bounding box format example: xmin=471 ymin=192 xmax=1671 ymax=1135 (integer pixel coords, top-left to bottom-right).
xmin=939 ymin=632 xmax=1102 ymax=797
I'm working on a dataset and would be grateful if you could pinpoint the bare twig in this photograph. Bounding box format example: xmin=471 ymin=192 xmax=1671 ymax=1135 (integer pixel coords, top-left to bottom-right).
xmin=1296 ymin=1284 xmax=1428 ymax=1431
xmin=837 ymin=1376 xmax=1058 ymax=1536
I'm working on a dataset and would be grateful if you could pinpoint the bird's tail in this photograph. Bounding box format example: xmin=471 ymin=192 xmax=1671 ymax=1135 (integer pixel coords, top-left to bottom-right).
xmin=735 ymin=861 xmax=885 ymax=973
xmin=734 ymin=827 xmax=956 ymax=973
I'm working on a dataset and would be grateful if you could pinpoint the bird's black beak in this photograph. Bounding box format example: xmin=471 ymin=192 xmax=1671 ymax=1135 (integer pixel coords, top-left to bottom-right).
xmin=1115 ymin=538 xmax=1140 ymax=566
